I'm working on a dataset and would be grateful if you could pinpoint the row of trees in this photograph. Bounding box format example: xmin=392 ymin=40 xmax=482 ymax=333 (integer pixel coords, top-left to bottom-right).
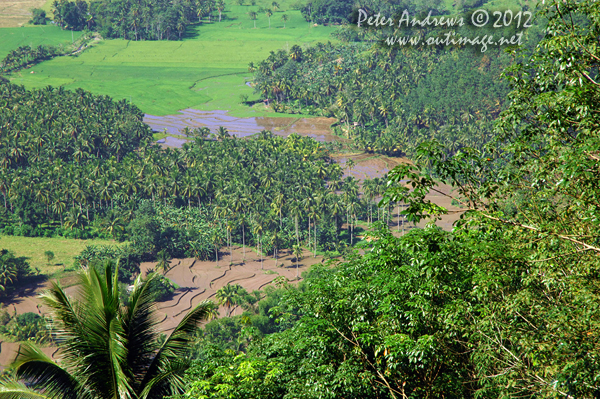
xmin=300 ymin=0 xmax=446 ymax=25
xmin=50 ymin=0 xmax=227 ymax=40
xmin=0 ymin=45 xmax=60 ymax=73
xmin=0 ymin=33 xmax=96 ymax=74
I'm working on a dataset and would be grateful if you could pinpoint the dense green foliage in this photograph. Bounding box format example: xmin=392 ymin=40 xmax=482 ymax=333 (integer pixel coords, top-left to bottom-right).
xmin=0 ymin=262 xmax=216 ymax=399
xmin=253 ymin=42 xmax=510 ymax=157
xmin=30 ymin=9 xmax=50 ymax=25
xmin=380 ymin=0 xmax=600 ymax=395
xmin=180 ymin=227 xmax=479 ymax=399
xmin=146 ymin=272 xmax=178 ymax=301
xmin=0 ymin=83 xmax=152 ymax=169
xmin=0 ymin=312 xmax=53 ymax=344
xmin=301 ymin=0 xmax=445 ymax=24
xmin=171 ymin=1 xmax=600 ymax=398
xmin=51 ymin=0 xmax=223 ymax=40
xmin=1 ymin=81 xmax=399 ymax=262
xmin=0 ymin=249 xmax=33 ymax=295
xmin=75 ymin=244 xmax=142 ymax=282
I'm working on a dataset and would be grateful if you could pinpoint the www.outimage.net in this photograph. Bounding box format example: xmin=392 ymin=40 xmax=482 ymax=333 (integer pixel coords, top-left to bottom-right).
xmin=385 ymin=31 xmax=524 ymax=52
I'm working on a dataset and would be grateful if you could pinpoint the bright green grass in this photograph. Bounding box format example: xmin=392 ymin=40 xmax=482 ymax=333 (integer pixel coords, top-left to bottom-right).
xmin=2 ymin=3 xmax=337 ymax=116
xmin=0 ymin=26 xmax=83 ymax=59
xmin=0 ymin=235 xmax=124 ymax=277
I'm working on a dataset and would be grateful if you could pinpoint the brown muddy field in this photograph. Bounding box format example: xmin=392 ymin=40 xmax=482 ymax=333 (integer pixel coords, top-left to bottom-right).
xmin=0 ymin=247 xmax=321 ymax=367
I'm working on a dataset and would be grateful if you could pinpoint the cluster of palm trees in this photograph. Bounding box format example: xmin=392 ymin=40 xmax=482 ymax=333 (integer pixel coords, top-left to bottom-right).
xmin=1 ymin=79 xmax=403 ymax=260
xmin=247 ymin=2 xmax=286 ymax=29
xmin=0 ymin=45 xmax=58 ymax=73
xmin=1 ymin=78 xmax=412 ymax=266
xmin=0 ymin=313 xmax=52 ymax=344
xmin=0 ymin=249 xmax=32 ymax=295
xmin=51 ymin=0 xmax=228 ymax=41
xmin=252 ymin=41 xmax=510 ymax=157
xmin=216 ymin=283 xmax=249 ymax=317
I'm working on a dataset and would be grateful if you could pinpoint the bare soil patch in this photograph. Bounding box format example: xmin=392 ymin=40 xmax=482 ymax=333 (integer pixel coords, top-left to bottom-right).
xmin=0 ymin=0 xmax=46 ymax=28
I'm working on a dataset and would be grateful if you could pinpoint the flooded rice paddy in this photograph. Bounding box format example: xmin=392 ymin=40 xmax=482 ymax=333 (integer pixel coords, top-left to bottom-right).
xmin=144 ymin=109 xmax=343 ymax=143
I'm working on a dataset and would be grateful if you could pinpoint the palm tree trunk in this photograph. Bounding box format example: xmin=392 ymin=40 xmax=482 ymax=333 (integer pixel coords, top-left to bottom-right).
xmin=229 ymin=229 xmax=233 ymax=265
xmin=242 ymin=223 xmax=246 ymax=262
xmin=308 ymin=216 xmax=311 ymax=247
xmin=314 ymin=222 xmax=317 ymax=257
xmin=259 ymin=236 xmax=263 ymax=269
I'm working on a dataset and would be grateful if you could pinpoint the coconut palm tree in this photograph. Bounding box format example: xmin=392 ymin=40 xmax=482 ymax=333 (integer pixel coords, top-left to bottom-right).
xmin=292 ymin=244 xmax=302 ymax=279
xmin=0 ymin=262 xmax=215 ymax=399
xmin=281 ymin=13 xmax=288 ymax=28
xmin=215 ymin=283 xmax=243 ymax=317
xmin=216 ymin=0 xmax=225 ymax=22
xmin=155 ymin=249 xmax=172 ymax=275
xmin=265 ymin=8 xmax=272 ymax=28
xmin=248 ymin=11 xmax=257 ymax=28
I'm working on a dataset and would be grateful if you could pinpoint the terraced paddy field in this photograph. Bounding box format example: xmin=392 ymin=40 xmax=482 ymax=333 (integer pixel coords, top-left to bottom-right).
xmin=0 ymin=245 xmax=321 ymax=367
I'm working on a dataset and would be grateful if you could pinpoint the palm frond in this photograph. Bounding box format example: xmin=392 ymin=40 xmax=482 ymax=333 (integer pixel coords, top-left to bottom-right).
xmin=9 ymin=342 xmax=80 ymax=399
xmin=139 ymin=300 xmax=216 ymax=394
xmin=0 ymin=377 xmax=53 ymax=399
xmin=77 ymin=263 xmax=135 ymax=399
xmin=123 ymin=272 xmax=161 ymax=387
xmin=37 ymin=280 xmax=82 ymax=339
xmin=138 ymin=360 xmax=190 ymax=399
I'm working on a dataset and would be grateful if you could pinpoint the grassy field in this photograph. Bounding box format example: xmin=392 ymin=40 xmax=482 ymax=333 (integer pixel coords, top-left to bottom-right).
xmin=1 ymin=1 xmax=337 ymax=116
xmin=0 ymin=25 xmax=83 ymax=58
xmin=0 ymin=235 xmax=124 ymax=277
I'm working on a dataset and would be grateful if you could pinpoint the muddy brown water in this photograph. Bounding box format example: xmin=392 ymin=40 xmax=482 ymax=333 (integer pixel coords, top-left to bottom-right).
xmin=144 ymin=109 xmax=343 ymax=144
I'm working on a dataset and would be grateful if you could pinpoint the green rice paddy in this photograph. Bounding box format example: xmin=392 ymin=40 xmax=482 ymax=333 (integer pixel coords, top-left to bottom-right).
xmin=1 ymin=2 xmax=337 ymax=116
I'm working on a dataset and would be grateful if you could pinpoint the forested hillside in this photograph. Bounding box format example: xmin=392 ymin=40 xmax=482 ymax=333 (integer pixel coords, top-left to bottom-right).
xmin=253 ymin=42 xmax=510 ymax=157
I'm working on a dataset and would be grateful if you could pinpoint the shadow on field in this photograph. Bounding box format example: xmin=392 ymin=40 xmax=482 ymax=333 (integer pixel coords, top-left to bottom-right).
xmin=0 ymin=275 xmax=48 ymax=307
xmin=182 ymin=25 xmax=201 ymax=39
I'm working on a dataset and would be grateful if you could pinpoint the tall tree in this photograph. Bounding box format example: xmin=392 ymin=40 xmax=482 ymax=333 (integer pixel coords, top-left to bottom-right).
xmin=265 ymin=8 xmax=272 ymax=28
xmin=248 ymin=10 xmax=257 ymax=28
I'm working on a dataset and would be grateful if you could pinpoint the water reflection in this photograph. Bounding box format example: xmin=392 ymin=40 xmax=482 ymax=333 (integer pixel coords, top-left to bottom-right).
xmin=144 ymin=109 xmax=341 ymax=145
